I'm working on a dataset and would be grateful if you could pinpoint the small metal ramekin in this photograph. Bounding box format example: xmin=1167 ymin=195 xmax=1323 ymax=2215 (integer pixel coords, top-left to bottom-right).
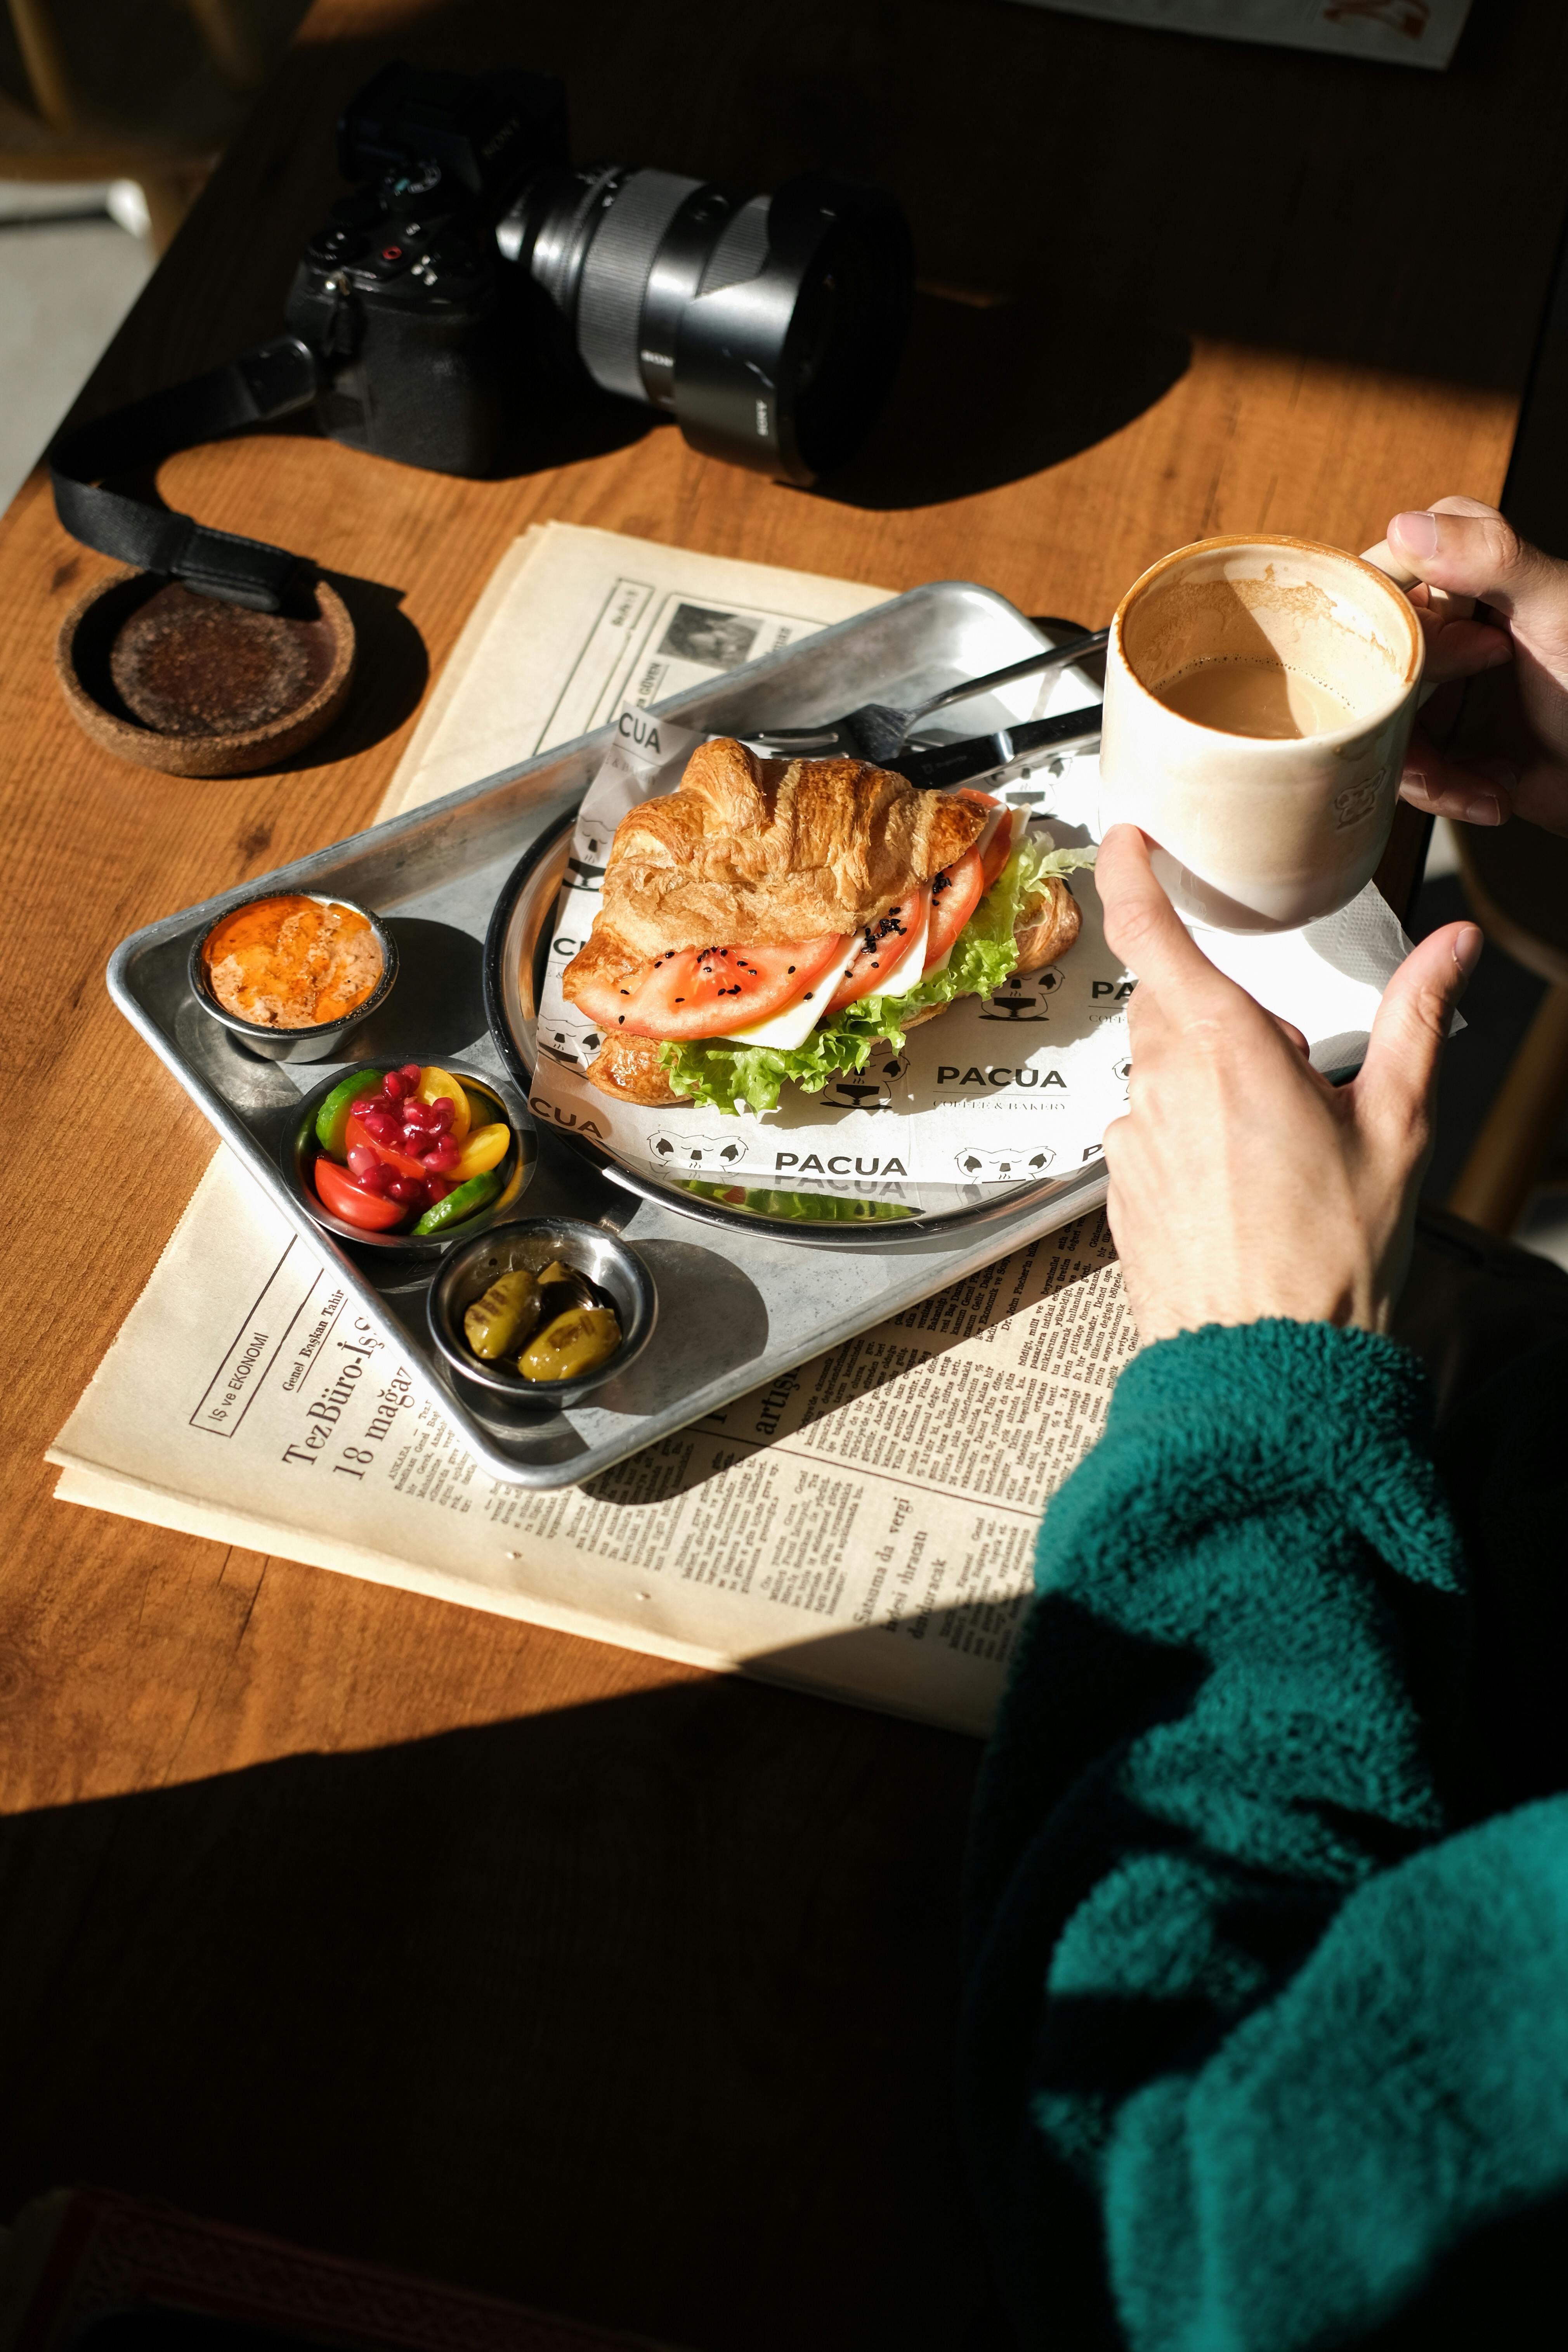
xmin=189 ymin=890 xmax=399 ymax=1064
xmin=427 ymin=1218 xmax=657 ymax=1412
xmin=281 ymin=1062 xmax=536 ymax=1259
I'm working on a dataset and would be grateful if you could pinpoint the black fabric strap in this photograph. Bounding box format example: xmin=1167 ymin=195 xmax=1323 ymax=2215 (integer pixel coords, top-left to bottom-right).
xmin=50 ymin=335 xmax=324 ymax=612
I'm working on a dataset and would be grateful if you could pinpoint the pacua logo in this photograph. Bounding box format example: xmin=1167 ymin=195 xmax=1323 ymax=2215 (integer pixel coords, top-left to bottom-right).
xmin=937 ymin=1064 xmax=1067 ymax=1092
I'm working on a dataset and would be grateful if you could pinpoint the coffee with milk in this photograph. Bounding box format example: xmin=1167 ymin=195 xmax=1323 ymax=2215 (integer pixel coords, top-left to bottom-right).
xmin=1098 ymin=536 xmax=1426 ymax=932
xmin=1156 ymin=658 xmax=1356 ymax=740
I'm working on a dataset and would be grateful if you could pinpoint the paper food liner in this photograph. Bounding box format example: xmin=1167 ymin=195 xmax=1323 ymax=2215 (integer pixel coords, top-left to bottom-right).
xmin=528 ymin=676 xmax=1418 ymax=1200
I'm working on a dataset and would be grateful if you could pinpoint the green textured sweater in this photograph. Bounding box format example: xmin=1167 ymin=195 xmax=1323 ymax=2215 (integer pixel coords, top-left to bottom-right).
xmin=961 ymin=1319 xmax=1568 ymax=2350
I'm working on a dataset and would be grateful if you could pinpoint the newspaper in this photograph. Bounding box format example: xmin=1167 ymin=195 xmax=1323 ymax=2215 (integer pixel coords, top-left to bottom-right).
xmin=1018 ymin=0 xmax=1473 ymax=66
xmin=51 ymin=1152 xmax=1131 ymax=1735
xmin=51 ymin=524 xmax=1136 ymax=1738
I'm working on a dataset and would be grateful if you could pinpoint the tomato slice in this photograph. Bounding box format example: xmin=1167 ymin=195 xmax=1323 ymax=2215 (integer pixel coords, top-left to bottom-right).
xmin=345 ymin=1109 xmax=427 ymax=1181
xmin=609 ymin=933 xmax=847 ymax=1041
xmin=951 ymin=789 xmax=1015 ymax=893
xmin=824 ymin=889 xmax=928 ymax=1014
xmin=925 ymin=847 xmax=987 ymax=970
xmin=313 ymin=1155 xmax=409 ymax=1231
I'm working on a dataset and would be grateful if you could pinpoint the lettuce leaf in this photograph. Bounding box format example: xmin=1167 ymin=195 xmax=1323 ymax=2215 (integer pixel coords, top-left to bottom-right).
xmin=661 ymin=833 xmax=1096 ymax=1116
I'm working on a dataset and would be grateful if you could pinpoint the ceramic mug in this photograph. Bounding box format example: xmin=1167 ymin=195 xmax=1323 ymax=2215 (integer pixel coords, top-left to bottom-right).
xmin=1098 ymin=533 xmax=1426 ymax=933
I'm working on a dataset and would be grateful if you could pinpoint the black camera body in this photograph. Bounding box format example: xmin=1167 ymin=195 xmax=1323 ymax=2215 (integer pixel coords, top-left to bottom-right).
xmin=286 ymin=63 xmax=912 ymax=489
xmin=285 ymin=69 xmax=564 ymax=478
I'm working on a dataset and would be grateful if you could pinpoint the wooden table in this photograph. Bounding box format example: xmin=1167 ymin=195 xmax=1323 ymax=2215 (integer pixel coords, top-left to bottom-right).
xmin=3 ymin=5 xmax=1565 ymax=2345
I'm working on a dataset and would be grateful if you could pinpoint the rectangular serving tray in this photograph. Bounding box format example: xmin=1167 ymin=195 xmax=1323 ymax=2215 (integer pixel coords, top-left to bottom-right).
xmin=109 ymin=581 xmax=1109 ymax=1490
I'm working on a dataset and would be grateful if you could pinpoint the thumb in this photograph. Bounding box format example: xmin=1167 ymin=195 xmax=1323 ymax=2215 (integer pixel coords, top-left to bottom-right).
xmin=1386 ymin=497 xmax=1565 ymax=623
xmin=1354 ymin=920 xmax=1482 ymax=1145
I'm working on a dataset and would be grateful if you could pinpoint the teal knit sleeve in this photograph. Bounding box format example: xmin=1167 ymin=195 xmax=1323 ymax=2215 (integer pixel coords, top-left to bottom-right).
xmin=960 ymin=1319 xmax=1568 ymax=2349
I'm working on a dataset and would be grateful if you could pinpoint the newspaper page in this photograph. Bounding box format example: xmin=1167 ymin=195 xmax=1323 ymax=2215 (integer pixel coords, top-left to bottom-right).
xmin=53 ymin=524 xmax=1134 ymax=1738
xmin=51 ymin=1149 xmax=1132 ymax=1736
xmin=1017 ymin=0 xmax=1473 ymax=66
xmin=382 ymin=522 xmax=890 ymax=818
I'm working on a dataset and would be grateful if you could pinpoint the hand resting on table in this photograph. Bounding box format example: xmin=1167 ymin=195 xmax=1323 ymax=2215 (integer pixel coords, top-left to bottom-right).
xmin=1387 ymin=493 xmax=1568 ymax=836
xmin=1096 ymin=826 xmax=1480 ymax=1343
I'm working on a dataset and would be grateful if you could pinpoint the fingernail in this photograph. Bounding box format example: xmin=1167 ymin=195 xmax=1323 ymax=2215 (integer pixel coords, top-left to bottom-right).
xmin=1391 ymin=509 xmax=1438 ymax=558
xmin=1453 ymin=924 xmax=1483 ymax=987
xmin=1461 ymin=792 xmax=1503 ymax=824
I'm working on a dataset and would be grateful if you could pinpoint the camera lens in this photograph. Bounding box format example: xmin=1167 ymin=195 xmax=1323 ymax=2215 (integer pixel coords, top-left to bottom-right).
xmin=497 ymin=167 xmax=910 ymax=486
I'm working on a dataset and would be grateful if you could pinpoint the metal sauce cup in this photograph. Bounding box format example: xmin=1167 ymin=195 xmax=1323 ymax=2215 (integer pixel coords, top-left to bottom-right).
xmin=189 ymin=890 xmax=398 ymax=1063
xmin=428 ymin=1218 xmax=656 ymax=1413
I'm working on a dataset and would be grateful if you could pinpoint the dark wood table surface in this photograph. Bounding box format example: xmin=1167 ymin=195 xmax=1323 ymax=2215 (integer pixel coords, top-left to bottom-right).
xmin=3 ymin=4 xmax=1567 ymax=2345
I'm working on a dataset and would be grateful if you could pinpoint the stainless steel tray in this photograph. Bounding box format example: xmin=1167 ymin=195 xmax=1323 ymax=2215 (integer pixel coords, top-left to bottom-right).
xmin=108 ymin=580 xmax=1108 ymax=1490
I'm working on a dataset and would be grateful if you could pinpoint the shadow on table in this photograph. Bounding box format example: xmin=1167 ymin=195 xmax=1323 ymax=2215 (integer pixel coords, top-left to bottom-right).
xmin=0 ymin=1671 xmax=985 ymax=2352
xmin=824 ymin=292 xmax=1192 ymax=512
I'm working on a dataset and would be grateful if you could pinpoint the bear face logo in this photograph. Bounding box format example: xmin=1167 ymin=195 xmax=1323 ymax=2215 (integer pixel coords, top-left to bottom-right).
xmin=982 ymin=968 xmax=1063 ymax=1021
xmin=540 ymin=1016 xmax=601 ymax=1068
xmin=648 ymin=1131 xmax=747 ymax=1171
xmin=819 ymin=1049 xmax=907 ymax=1113
xmin=955 ymin=1145 xmax=1056 ymax=1181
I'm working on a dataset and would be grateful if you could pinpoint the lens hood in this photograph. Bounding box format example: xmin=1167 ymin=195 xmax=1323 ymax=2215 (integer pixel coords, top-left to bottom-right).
xmin=671 ymin=172 xmax=912 ymax=486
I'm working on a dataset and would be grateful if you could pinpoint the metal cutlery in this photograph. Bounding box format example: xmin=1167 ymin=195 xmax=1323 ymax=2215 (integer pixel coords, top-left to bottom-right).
xmin=744 ymin=626 xmax=1109 ymax=765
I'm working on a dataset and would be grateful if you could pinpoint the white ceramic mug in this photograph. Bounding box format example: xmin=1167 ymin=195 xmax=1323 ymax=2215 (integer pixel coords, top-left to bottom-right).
xmin=1098 ymin=533 xmax=1426 ymax=932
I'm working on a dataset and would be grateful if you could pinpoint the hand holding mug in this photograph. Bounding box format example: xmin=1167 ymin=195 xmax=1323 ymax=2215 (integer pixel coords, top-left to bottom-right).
xmin=1385 ymin=494 xmax=1568 ymax=837
xmin=1097 ymin=826 xmax=1480 ymax=1343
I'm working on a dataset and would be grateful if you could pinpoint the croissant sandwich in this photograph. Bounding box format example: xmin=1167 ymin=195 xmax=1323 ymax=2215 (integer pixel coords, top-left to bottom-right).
xmin=562 ymin=737 xmax=1095 ymax=1114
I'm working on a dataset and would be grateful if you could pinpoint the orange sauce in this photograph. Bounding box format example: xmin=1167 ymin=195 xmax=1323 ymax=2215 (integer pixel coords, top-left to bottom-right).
xmin=203 ymin=895 xmax=383 ymax=1030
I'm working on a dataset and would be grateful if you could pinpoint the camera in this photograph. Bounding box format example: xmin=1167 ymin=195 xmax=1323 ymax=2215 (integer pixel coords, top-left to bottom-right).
xmin=286 ymin=64 xmax=913 ymax=488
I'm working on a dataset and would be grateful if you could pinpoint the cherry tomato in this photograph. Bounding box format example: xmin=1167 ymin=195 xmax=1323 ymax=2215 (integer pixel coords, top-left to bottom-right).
xmin=824 ymin=889 xmax=928 ymax=1013
xmin=415 ymin=1064 xmax=471 ymax=1140
xmin=572 ymin=933 xmax=846 ymax=1041
xmin=449 ymin=1121 xmax=510 ymax=1183
xmin=925 ymin=847 xmax=987 ymax=968
xmin=314 ymin=1155 xmax=408 ymax=1231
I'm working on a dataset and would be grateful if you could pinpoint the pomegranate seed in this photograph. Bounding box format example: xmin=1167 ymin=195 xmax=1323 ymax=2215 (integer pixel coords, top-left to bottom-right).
xmin=383 ymin=1068 xmax=408 ymax=1100
xmin=400 ymin=1062 xmax=423 ymax=1087
xmin=402 ymin=1099 xmax=434 ymax=1131
xmin=360 ymin=1109 xmax=397 ymax=1143
xmin=347 ymin=1145 xmax=380 ymax=1178
xmin=424 ymin=1176 xmax=451 ymax=1204
xmin=424 ymin=1137 xmax=460 ymax=1172
xmin=427 ymin=1095 xmax=454 ymax=1131
xmin=359 ymin=1093 xmax=393 ymax=1119
xmin=386 ymin=1174 xmax=422 ymax=1204
xmin=352 ymin=1160 xmax=390 ymax=1196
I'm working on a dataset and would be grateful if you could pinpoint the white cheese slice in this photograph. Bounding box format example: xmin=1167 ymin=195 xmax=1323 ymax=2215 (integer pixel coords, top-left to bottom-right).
xmin=869 ymin=904 xmax=930 ymax=1000
xmin=1012 ymin=806 xmax=1035 ymax=851
xmin=716 ymin=970 xmax=839 ymax=1050
xmin=924 ymin=943 xmax=952 ymax=982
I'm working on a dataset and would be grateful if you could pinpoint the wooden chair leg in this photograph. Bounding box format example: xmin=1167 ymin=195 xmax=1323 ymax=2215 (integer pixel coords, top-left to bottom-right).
xmin=1448 ymin=981 xmax=1568 ymax=1236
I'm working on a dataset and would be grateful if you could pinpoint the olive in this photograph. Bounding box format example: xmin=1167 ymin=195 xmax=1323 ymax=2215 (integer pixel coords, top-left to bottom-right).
xmin=463 ymin=1268 xmax=543 ymax=1360
xmin=518 ymin=1304 xmax=622 ymax=1383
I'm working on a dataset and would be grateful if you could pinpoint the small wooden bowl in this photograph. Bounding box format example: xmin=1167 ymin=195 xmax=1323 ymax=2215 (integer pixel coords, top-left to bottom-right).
xmin=56 ymin=566 xmax=356 ymax=776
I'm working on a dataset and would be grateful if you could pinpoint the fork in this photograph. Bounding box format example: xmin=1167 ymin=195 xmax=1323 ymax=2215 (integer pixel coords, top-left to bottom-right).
xmin=745 ymin=626 xmax=1109 ymax=765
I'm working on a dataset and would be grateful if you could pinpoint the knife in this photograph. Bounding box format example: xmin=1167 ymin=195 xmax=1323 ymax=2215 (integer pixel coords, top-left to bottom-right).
xmin=888 ymin=703 xmax=1103 ymax=791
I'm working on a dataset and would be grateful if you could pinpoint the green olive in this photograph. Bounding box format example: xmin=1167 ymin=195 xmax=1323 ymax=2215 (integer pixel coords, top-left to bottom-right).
xmin=518 ymin=1303 xmax=622 ymax=1384
xmin=463 ymin=1268 xmax=542 ymax=1361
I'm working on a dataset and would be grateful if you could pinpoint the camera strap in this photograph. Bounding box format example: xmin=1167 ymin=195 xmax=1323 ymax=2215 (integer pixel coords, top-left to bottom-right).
xmin=49 ymin=334 xmax=325 ymax=613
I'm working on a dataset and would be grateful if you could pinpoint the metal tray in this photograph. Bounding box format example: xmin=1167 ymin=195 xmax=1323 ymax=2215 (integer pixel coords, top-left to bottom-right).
xmin=109 ymin=580 xmax=1108 ymax=1490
